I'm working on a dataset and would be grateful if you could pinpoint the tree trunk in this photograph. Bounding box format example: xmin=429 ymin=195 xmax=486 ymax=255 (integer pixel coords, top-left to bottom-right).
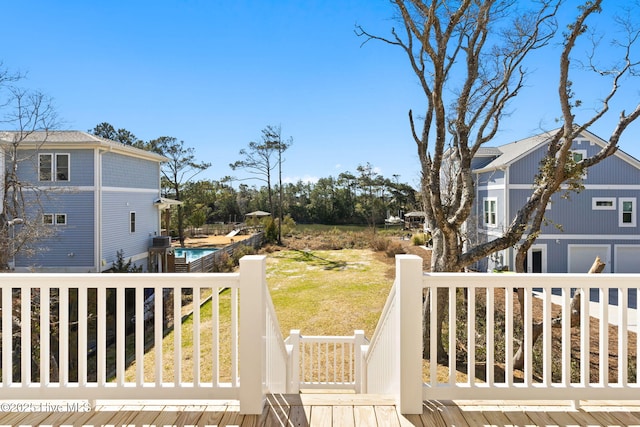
xmin=423 ymin=227 xmax=460 ymax=362
xmin=513 ymin=256 xmax=605 ymax=370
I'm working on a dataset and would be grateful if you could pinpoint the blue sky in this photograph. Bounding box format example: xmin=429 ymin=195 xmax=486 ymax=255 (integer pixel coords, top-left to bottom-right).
xmin=3 ymin=1 xmax=639 ymax=188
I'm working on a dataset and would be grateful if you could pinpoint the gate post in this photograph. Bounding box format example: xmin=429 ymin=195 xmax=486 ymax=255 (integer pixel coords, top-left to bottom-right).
xmin=396 ymin=255 xmax=423 ymax=414
xmin=239 ymin=255 xmax=266 ymax=414
xmin=354 ymin=330 xmax=366 ymax=393
xmin=288 ymin=330 xmax=301 ymax=393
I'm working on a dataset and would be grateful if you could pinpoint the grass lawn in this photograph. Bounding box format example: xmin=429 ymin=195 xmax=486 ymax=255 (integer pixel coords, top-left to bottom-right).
xmin=124 ymin=248 xmax=395 ymax=383
xmin=267 ymin=248 xmax=393 ymax=338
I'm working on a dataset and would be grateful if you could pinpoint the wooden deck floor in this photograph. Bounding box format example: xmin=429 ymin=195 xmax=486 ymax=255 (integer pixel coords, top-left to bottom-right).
xmin=3 ymin=394 xmax=640 ymax=426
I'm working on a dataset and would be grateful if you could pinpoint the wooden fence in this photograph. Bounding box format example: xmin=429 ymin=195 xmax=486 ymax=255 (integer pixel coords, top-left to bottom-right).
xmin=175 ymin=232 xmax=264 ymax=273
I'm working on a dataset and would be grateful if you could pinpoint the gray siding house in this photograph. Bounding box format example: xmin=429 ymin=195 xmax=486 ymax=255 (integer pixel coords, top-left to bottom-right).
xmin=1 ymin=131 xmax=168 ymax=272
xmin=473 ymin=128 xmax=640 ymax=273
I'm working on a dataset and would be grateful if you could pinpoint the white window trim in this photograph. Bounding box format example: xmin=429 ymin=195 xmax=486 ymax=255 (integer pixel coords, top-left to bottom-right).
xmin=55 ymin=213 xmax=67 ymax=225
xmin=483 ymin=197 xmax=498 ymax=227
xmin=55 ymin=153 xmax=70 ymax=181
xmin=619 ymin=197 xmax=636 ymax=227
xmin=526 ymin=244 xmax=547 ymax=273
xmin=592 ymin=197 xmax=616 ymax=210
xmin=570 ymin=149 xmax=587 ymax=162
xmin=38 ymin=153 xmax=53 ymax=181
xmin=38 ymin=153 xmax=70 ymax=182
xmin=43 ymin=213 xmax=67 ymax=225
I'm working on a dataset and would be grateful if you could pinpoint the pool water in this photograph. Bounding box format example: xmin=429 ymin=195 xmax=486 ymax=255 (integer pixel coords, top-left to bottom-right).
xmin=174 ymin=248 xmax=217 ymax=262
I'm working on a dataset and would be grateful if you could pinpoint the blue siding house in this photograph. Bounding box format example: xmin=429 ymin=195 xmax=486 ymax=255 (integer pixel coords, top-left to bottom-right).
xmin=1 ymin=131 xmax=168 ymax=272
xmin=474 ymin=128 xmax=640 ymax=273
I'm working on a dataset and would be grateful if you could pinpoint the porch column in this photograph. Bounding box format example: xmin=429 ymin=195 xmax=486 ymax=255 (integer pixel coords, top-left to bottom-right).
xmin=396 ymin=254 xmax=424 ymax=414
xmin=239 ymin=255 xmax=267 ymax=414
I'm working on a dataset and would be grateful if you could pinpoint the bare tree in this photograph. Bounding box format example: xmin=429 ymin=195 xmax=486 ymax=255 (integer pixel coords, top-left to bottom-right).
xmin=358 ymin=0 xmax=640 ymax=361
xmin=0 ymin=65 xmax=59 ymax=269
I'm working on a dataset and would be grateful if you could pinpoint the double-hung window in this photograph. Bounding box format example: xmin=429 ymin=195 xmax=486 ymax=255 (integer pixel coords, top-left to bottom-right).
xmin=39 ymin=153 xmax=70 ymax=182
xmin=619 ymin=198 xmax=636 ymax=227
xmin=483 ymin=198 xmax=497 ymax=227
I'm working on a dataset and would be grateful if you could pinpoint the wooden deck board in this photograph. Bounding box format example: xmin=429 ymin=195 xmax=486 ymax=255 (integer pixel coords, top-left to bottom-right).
xmin=332 ymin=405 xmax=355 ymax=427
xmin=5 ymin=395 xmax=640 ymax=427
xmin=353 ymin=405 xmax=378 ymax=426
xmin=375 ymin=405 xmax=402 ymax=426
xmin=309 ymin=405 xmax=333 ymax=427
xmin=194 ymin=404 xmax=229 ymax=426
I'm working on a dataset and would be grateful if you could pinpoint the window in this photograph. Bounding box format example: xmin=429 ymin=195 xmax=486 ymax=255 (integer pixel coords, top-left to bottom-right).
xmin=38 ymin=153 xmax=70 ymax=182
xmin=56 ymin=154 xmax=69 ymax=181
xmin=592 ymin=197 xmax=616 ymax=210
xmin=43 ymin=213 xmax=67 ymax=225
xmin=570 ymin=150 xmax=587 ymax=162
xmin=130 ymin=211 xmax=136 ymax=233
xmin=39 ymin=154 xmax=53 ymax=181
xmin=483 ymin=198 xmax=497 ymax=227
xmin=619 ymin=198 xmax=636 ymax=227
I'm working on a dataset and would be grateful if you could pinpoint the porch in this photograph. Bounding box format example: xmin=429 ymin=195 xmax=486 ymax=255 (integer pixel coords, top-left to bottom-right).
xmin=1 ymin=254 xmax=639 ymax=424
xmin=5 ymin=395 xmax=640 ymax=426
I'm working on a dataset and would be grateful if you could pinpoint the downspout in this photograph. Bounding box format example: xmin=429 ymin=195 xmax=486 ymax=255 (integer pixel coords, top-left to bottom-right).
xmin=95 ymin=148 xmax=103 ymax=272
xmin=503 ymin=166 xmax=511 ymax=270
xmin=0 ymin=147 xmax=4 ymax=215
xmin=475 ymin=171 xmax=479 ymax=250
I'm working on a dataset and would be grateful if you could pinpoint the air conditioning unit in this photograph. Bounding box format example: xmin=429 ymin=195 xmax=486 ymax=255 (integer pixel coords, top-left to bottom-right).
xmin=152 ymin=236 xmax=171 ymax=247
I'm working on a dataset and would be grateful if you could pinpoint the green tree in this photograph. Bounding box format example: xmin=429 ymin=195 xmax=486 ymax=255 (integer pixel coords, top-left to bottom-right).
xmin=356 ymin=163 xmax=385 ymax=228
xmin=230 ymin=125 xmax=291 ymax=244
xmin=153 ymin=136 xmax=211 ymax=246
xmin=89 ymin=122 xmax=141 ymax=146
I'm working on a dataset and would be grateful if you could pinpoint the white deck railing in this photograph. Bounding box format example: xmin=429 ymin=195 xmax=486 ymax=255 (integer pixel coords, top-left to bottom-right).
xmin=0 ymin=255 xmax=273 ymax=414
xmin=371 ymin=254 xmax=640 ymax=414
xmin=265 ymin=289 xmax=290 ymax=393
xmin=4 ymin=252 xmax=639 ymax=416
xmin=285 ymin=330 xmax=367 ymax=392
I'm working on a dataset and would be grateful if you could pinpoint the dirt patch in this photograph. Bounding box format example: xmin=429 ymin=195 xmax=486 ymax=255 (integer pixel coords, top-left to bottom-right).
xmin=176 ymin=234 xmax=253 ymax=248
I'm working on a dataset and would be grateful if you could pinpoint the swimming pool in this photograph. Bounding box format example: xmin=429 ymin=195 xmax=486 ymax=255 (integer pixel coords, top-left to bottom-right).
xmin=173 ymin=248 xmax=217 ymax=263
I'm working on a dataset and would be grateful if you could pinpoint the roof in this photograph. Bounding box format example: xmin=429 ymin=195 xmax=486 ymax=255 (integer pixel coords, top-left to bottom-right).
xmin=0 ymin=130 xmax=168 ymax=163
xmin=473 ymin=130 xmax=556 ymax=173
xmin=404 ymin=211 xmax=426 ymax=217
xmin=473 ymin=127 xmax=640 ymax=173
xmin=245 ymin=210 xmax=271 ymax=217
xmin=154 ymin=197 xmax=183 ymax=209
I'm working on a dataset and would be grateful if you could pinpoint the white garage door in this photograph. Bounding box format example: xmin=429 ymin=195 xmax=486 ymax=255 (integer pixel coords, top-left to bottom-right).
xmin=568 ymin=245 xmax=611 ymax=273
xmin=615 ymin=245 xmax=640 ymax=273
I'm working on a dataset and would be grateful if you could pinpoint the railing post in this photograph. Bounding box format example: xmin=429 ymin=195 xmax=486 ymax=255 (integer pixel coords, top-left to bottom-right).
xmin=354 ymin=330 xmax=366 ymax=393
xmin=396 ymin=255 xmax=423 ymax=414
xmin=239 ymin=255 xmax=267 ymax=414
xmin=288 ymin=329 xmax=301 ymax=393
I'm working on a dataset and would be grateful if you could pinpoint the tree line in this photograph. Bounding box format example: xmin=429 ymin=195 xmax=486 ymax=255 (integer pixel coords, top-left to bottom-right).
xmin=89 ymin=122 xmax=422 ymax=237
xmin=178 ymin=166 xmax=420 ymax=229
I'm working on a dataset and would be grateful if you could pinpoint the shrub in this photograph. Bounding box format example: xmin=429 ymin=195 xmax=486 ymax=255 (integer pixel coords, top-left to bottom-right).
xmin=279 ymin=215 xmax=296 ymax=237
xmin=212 ymin=252 xmax=231 ymax=272
xmin=107 ymin=250 xmax=142 ymax=273
xmin=370 ymin=234 xmax=390 ymax=252
xmin=385 ymin=241 xmax=406 ymax=258
xmin=411 ymin=233 xmax=427 ymax=246
xmin=265 ymin=218 xmax=278 ymax=243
